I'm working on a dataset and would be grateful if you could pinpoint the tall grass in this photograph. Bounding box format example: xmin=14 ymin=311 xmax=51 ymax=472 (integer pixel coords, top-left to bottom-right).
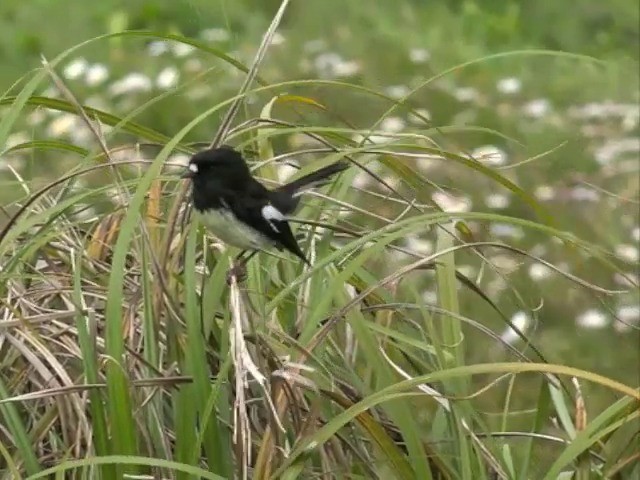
xmin=1 ymin=1 xmax=638 ymax=479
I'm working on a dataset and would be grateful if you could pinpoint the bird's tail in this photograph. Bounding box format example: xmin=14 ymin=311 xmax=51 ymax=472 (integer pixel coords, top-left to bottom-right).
xmin=277 ymin=161 xmax=349 ymax=197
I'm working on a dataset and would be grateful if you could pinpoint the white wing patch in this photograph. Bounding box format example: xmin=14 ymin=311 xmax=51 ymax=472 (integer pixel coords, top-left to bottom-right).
xmin=261 ymin=204 xmax=285 ymax=232
xmin=188 ymin=163 xmax=198 ymax=173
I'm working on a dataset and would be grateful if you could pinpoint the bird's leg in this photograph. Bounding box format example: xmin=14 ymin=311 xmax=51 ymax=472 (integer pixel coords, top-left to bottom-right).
xmin=226 ymin=250 xmax=258 ymax=285
xmin=226 ymin=251 xmax=247 ymax=285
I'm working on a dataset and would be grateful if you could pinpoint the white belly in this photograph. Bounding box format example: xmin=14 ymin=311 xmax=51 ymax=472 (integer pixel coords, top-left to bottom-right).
xmin=196 ymin=208 xmax=270 ymax=250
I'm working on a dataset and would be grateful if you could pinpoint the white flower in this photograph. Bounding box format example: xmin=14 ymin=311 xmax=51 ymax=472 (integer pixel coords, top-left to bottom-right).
xmin=616 ymin=305 xmax=639 ymax=323
xmin=27 ymin=109 xmax=46 ymax=126
xmin=64 ymin=58 xmax=88 ymax=80
xmin=172 ymin=42 xmax=195 ymax=57
xmin=422 ymin=290 xmax=438 ymax=304
xmin=569 ymin=101 xmax=638 ymax=120
xmin=485 ymin=193 xmax=510 ymax=209
xmin=490 ymin=254 xmax=519 ymax=272
xmin=333 ymin=60 xmax=360 ymax=77
xmin=70 ymin=127 xmax=92 ymax=146
xmin=432 ymin=191 xmax=472 ymax=213
xmin=0 ymin=152 xmax=25 ymax=172
xmin=201 ymin=28 xmax=230 ymax=42
xmin=594 ymin=137 xmax=640 ymax=165
xmin=471 ymin=145 xmax=508 ymax=166
xmin=415 ymin=155 xmax=440 ymax=171
xmin=500 ymin=311 xmax=530 ymax=344
xmin=352 ymin=171 xmax=371 ymax=189
xmin=42 ymin=86 xmax=60 ymax=98
xmin=523 ymin=98 xmax=551 ymax=118
xmin=614 ymin=304 xmax=640 ymax=331
xmin=380 ymin=116 xmax=406 ymax=133
xmin=457 ymin=264 xmax=476 ymax=279
xmin=486 ymin=277 xmax=508 ymax=297
xmin=85 ymin=63 xmax=109 ymax=86
xmin=570 ymin=186 xmax=599 ymax=202
xmin=313 ymin=53 xmax=359 ymax=78
xmin=529 ymin=244 xmax=548 ymax=257
xmin=184 ymin=58 xmax=204 ymax=73
xmin=404 ymin=236 xmax=433 ymax=255
xmin=156 ymin=66 xmax=179 ymax=89
xmin=109 ymin=73 xmax=153 ymax=96
xmin=381 ymin=173 xmax=401 ymax=190
xmin=454 ymin=87 xmax=479 ymax=102
xmin=489 ymin=223 xmax=524 ymax=239
xmin=497 ymin=77 xmax=521 ymax=95
xmin=148 ymin=41 xmax=169 ymax=56
xmin=613 ymin=272 xmax=639 ymax=287
xmin=276 ymin=162 xmax=299 ymax=183
xmin=314 ymin=53 xmax=341 ymax=75
xmin=534 ymin=185 xmax=556 ymax=201
xmin=528 ymin=263 xmax=553 ymax=281
xmin=576 ymin=309 xmax=608 ymax=329
xmin=47 ymin=113 xmax=78 ymax=136
xmin=409 ymin=48 xmax=430 ymax=64
xmin=615 ymin=244 xmax=639 ymax=263
xmin=84 ymin=95 xmax=107 ymax=110
xmin=385 ymin=85 xmax=410 ymax=99
xmin=5 ymin=132 xmax=29 ymax=149
xmin=270 ymin=32 xmax=285 ymax=46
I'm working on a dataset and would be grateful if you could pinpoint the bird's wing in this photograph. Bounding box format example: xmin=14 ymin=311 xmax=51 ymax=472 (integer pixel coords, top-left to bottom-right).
xmin=232 ymin=183 xmax=309 ymax=264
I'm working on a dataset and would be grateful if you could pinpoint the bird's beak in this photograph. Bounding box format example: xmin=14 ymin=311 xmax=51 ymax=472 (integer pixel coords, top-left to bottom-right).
xmin=180 ymin=169 xmax=194 ymax=179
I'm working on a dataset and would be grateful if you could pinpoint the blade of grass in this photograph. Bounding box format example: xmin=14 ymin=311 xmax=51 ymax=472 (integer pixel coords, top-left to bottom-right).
xmin=0 ymin=378 xmax=41 ymax=475
xmin=139 ymin=242 xmax=170 ymax=462
xmin=23 ymin=455 xmax=227 ymax=480
xmin=183 ymin=219 xmax=231 ymax=476
xmin=433 ymin=222 xmax=476 ymax=480
xmin=71 ymin=252 xmax=113 ymax=478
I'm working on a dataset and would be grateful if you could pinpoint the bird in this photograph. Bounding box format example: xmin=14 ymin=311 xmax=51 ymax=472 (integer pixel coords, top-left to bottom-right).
xmin=181 ymin=145 xmax=348 ymax=280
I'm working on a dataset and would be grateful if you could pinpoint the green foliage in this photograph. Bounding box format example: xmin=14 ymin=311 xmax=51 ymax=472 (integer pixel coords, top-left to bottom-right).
xmin=0 ymin=0 xmax=638 ymax=479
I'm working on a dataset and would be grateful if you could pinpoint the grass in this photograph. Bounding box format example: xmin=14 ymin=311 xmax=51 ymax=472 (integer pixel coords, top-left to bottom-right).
xmin=0 ymin=0 xmax=639 ymax=478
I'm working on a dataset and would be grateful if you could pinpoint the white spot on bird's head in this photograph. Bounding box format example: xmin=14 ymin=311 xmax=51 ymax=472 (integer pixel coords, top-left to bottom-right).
xmin=189 ymin=163 xmax=198 ymax=173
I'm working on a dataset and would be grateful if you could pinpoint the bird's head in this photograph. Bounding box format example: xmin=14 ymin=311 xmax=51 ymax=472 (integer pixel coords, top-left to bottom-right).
xmin=181 ymin=145 xmax=250 ymax=181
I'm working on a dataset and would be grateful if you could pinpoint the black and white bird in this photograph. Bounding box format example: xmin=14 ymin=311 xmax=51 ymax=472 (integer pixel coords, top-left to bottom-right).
xmin=181 ymin=146 xmax=348 ymax=273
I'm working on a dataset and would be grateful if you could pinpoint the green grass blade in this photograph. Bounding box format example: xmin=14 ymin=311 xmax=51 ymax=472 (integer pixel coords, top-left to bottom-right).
xmin=71 ymin=251 xmax=113 ymax=478
xmin=0 ymin=378 xmax=41 ymax=475
xmin=183 ymin=220 xmax=231 ymax=476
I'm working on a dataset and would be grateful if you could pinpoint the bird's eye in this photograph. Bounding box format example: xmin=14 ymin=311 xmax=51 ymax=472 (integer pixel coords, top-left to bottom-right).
xmin=189 ymin=163 xmax=199 ymax=173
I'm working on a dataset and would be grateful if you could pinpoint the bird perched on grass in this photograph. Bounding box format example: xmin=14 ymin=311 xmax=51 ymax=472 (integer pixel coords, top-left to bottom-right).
xmin=181 ymin=145 xmax=348 ymax=281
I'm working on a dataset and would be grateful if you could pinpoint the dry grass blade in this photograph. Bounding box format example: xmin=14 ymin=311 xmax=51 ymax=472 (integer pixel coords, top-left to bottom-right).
xmin=209 ymin=0 xmax=291 ymax=148
xmin=228 ymin=273 xmax=284 ymax=479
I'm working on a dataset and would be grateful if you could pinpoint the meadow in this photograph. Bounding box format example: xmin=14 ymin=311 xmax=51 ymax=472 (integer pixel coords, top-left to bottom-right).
xmin=0 ymin=0 xmax=638 ymax=478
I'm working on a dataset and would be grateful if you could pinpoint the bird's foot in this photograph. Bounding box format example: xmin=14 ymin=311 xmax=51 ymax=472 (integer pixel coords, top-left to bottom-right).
xmin=226 ymin=262 xmax=248 ymax=285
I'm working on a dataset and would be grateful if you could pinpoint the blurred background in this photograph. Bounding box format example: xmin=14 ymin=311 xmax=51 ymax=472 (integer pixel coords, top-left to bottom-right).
xmin=1 ymin=0 xmax=638 ymax=423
